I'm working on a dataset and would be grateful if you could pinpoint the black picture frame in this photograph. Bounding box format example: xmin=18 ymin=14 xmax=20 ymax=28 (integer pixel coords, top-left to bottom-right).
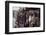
xmin=5 ymin=1 xmax=45 ymax=34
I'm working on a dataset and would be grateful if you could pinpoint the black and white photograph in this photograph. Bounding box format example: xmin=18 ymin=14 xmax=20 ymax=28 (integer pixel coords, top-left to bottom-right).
xmin=5 ymin=1 xmax=45 ymax=34
xmin=13 ymin=7 xmax=40 ymax=28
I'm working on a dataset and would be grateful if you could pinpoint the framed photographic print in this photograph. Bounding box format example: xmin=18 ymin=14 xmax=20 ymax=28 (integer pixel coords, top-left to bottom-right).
xmin=5 ymin=1 xmax=45 ymax=34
